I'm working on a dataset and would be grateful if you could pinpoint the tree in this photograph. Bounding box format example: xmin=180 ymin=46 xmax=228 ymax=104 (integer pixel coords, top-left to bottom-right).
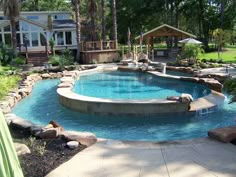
xmin=101 ymin=0 xmax=106 ymax=40
xmin=71 ymin=0 xmax=81 ymax=62
xmin=87 ymin=0 xmax=98 ymax=41
xmin=21 ymin=0 xmax=71 ymax=11
xmin=212 ymin=28 xmax=226 ymax=59
xmin=0 ymin=0 xmax=20 ymax=57
xmin=110 ymin=0 xmax=117 ymax=44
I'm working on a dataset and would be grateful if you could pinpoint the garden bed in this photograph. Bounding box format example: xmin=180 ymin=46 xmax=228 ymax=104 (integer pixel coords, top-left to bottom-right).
xmin=10 ymin=127 xmax=86 ymax=177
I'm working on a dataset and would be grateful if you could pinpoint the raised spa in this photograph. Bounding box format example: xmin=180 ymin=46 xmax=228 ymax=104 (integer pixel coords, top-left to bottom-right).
xmin=58 ymin=70 xmax=212 ymax=115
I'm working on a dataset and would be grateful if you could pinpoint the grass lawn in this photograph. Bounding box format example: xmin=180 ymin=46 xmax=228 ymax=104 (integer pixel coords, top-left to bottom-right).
xmin=199 ymin=47 xmax=236 ymax=63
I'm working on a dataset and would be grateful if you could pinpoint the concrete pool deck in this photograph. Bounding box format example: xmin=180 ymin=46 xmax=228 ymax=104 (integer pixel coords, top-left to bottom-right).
xmin=46 ymin=138 xmax=236 ymax=177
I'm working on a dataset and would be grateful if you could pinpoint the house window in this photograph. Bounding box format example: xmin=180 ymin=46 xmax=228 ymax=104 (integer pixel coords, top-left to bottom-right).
xmin=22 ymin=33 xmax=30 ymax=46
xmin=16 ymin=22 xmax=20 ymax=32
xmin=4 ymin=25 xmax=10 ymax=32
xmin=21 ymin=21 xmax=29 ymax=31
xmin=16 ymin=33 xmax=21 ymax=45
xmin=4 ymin=34 xmax=11 ymax=46
xmin=40 ymin=32 xmax=47 ymax=46
xmin=65 ymin=32 xmax=72 ymax=45
xmin=31 ymin=33 xmax=39 ymax=47
xmin=31 ymin=24 xmax=40 ymax=31
xmin=57 ymin=32 xmax=64 ymax=45
xmin=0 ymin=16 xmax=7 ymax=20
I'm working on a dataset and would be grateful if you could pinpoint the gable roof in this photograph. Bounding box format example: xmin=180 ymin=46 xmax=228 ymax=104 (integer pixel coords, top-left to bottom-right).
xmin=19 ymin=16 xmax=48 ymax=29
xmin=135 ymin=24 xmax=196 ymax=39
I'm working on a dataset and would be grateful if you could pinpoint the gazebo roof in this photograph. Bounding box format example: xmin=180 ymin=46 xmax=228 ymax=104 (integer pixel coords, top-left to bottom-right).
xmin=135 ymin=24 xmax=196 ymax=40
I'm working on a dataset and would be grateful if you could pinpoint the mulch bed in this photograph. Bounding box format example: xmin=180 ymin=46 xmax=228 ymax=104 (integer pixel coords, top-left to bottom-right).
xmin=10 ymin=127 xmax=86 ymax=177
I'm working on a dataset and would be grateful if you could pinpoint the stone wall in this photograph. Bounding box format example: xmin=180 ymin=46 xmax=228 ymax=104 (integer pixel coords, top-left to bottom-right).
xmin=0 ymin=72 xmax=62 ymax=114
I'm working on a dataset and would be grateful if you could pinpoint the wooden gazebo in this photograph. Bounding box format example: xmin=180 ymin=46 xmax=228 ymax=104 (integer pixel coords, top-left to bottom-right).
xmin=135 ymin=24 xmax=196 ymax=59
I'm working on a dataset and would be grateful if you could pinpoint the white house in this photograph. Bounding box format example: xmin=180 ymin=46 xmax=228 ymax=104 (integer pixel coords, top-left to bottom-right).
xmin=0 ymin=11 xmax=77 ymax=52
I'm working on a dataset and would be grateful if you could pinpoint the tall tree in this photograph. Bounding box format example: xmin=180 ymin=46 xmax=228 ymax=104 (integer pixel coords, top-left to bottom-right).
xmin=0 ymin=0 xmax=20 ymax=56
xmin=101 ymin=0 xmax=106 ymax=40
xmin=110 ymin=0 xmax=117 ymax=44
xmin=87 ymin=0 xmax=98 ymax=41
xmin=72 ymin=0 xmax=81 ymax=62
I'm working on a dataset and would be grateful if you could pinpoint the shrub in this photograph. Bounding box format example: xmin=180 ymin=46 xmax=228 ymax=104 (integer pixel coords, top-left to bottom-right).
xmin=199 ymin=62 xmax=209 ymax=68
xmin=181 ymin=45 xmax=204 ymax=64
xmin=48 ymin=55 xmax=60 ymax=66
xmin=59 ymin=49 xmax=74 ymax=68
xmin=15 ymin=56 xmax=26 ymax=65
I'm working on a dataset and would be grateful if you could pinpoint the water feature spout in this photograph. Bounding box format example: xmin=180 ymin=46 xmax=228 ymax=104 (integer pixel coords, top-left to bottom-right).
xmin=162 ymin=63 xmax=166 ymax=74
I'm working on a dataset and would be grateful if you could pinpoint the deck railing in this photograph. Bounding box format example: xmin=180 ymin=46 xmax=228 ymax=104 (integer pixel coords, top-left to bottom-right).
xmin=81 ymin=40 xmax=117 ymax=52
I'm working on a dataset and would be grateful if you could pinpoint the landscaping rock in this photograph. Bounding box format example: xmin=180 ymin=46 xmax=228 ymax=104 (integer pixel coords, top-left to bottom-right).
xmin=60 ymin=77 xmax=75 ymax=84
xmin=41 ymin=73 xmax=51 ymax=79
xmin=35 ymin=128 xmax=60 ymax=139
xmin=60 ymin=131 xmax=97 ymax=147
xmin=67 ymin=141 xmax=79 ymax=149
xmin=0 ymin=101 xmax=11 ymax=113
xmin=49 ymin=120 xmax=64 ymax=131
xmin=11 ymin=117 xmax=35 ymax=129
xmin=30 ymin=124 xmax=44 ymax=135
xmin=58 ymin=82 xmax=73 ymax=88
xmin=200 ymin=78 xmax=223 ymax=92
xmin=14 ymin=143 xmax=31 ymax=155
xmin=44 ymin=124 xmax=54 ymax=129
xmin=180 ymin=93 xmax=193 ymax=103
xmin=208 ymin=126 xmax=236 ymax=143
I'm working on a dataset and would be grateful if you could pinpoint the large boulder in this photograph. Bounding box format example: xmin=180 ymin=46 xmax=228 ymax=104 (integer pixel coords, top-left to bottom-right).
xmin=60 ymin=131 xmax=97 ymax=147
xmin=208 ymin=126 xmax=236 ymax=143
xmin=14 ymin=143 xmax=31 ymax=155
xmin=35 ymin=128 xmax=60 ymax=139
xmin=49 ymin=120 xmax=64 ymax=131
xmin=200 ymin=78 xmax=223 ymax=92
xmin=4 ymin=113 xmax=34 ymax=129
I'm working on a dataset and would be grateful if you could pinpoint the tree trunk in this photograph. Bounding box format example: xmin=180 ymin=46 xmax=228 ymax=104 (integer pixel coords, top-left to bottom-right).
xmin=110 ymin=0 xmax=117 ymax=44
xmin=10 ymin=17 xmax=17 ymax=57
xmin=220 ymin=0 xmax=225 ymax=29
xmin=101 ymin=0 xmax=106 ymax=41
xmin=74 ymin=1 xmax=81 ymax=62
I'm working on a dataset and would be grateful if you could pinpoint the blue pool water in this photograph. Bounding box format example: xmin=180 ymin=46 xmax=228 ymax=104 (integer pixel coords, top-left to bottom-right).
xmin=73 ymin=71 xmax=210 ymax=100
xmin=12 ymin=78 xmax=236 ymax=141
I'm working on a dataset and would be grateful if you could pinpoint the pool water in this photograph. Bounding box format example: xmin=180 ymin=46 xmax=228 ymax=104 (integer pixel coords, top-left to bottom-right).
xmin=12 ymin=79 xmax=236 ymax=141
xmin=73 ymin=71 xmax=210 ymax=100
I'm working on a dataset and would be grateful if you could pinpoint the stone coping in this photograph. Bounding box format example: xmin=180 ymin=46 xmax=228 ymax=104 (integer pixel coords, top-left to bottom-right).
xmin=57 ymin=67 xmax=193 ymax=115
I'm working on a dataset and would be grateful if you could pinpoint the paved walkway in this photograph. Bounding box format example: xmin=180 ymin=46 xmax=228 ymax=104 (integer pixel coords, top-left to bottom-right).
xmin=46 ymin=138 xmax=236 ymax=177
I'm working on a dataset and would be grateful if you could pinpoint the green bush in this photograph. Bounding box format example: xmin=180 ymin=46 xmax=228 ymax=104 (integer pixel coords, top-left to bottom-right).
xmin=48 ymin=55 xmax=60 ymax=66
xmin=0 ymin=75 xmax=21 ymax=100
xmin=59 ymin=49 xmax=74 ymax=68
xmin=15 ymin=56 xmax=26 ymax=65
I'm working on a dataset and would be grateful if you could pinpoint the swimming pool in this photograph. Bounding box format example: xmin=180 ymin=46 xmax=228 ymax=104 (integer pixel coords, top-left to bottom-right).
xmin=12 ymin=79 xmax=236 ymax=141
xmin=73 ymin=71 xmax=209 ymax=100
